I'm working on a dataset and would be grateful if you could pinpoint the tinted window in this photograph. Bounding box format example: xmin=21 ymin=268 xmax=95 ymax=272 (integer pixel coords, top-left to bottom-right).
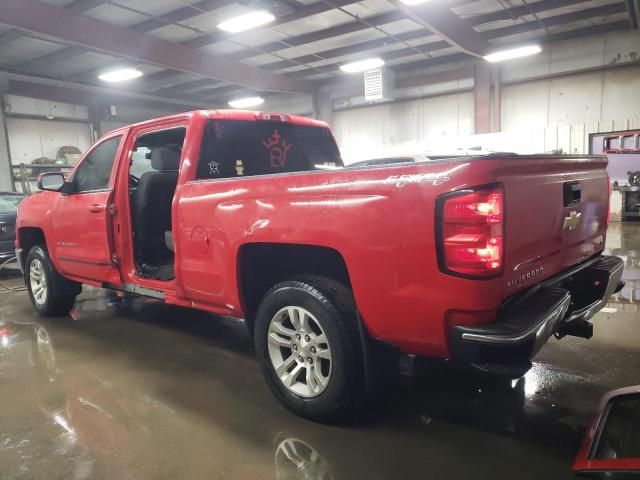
xmin=73 ymin=136 xmax=121 ymax=192
xmin=0 ymin=194 xmax=23 ymax=213
xmin=196 ymin=120 xmax=342 ymax=180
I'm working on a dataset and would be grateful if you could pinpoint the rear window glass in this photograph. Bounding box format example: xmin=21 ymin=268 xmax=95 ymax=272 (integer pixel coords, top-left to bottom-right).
xmin=196 ymin=120 xmax=342 ymax=180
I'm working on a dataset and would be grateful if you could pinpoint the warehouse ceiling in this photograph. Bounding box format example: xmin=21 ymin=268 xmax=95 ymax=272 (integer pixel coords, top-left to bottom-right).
xmin=0 ymin=0 xmax=636 ymax=108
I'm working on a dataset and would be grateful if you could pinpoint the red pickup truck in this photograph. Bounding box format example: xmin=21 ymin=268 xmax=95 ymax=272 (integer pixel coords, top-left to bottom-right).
xmin=15 ymin=110 xmax=623 ymax=420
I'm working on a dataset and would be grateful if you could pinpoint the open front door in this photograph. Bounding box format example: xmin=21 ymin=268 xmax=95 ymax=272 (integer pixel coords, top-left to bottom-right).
xmin=50 ymin=133 xmax=124 ymax=286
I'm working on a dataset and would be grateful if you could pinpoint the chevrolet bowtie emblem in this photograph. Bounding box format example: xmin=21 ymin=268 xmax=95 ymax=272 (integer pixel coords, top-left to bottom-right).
xmin=563 ymin=211 xmax=582 ymax=231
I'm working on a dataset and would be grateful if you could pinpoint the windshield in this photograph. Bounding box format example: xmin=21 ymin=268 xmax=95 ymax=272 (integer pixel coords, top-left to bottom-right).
xmin=0 ymin=194 xmax=24 ymax=213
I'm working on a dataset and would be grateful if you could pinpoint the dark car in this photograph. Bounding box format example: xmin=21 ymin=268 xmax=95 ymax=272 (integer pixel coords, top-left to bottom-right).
xmin=0 ymin=192 xmax=25 ymax=262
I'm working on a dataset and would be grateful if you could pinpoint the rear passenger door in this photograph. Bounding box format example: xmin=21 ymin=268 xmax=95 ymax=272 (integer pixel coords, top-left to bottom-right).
xmin=49 ymin=133 xmax=123 ymax=285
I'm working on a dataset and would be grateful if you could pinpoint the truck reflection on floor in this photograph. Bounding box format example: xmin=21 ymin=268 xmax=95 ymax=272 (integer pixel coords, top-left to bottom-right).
xmin=1 ymin=317 xmax=337 ymax=480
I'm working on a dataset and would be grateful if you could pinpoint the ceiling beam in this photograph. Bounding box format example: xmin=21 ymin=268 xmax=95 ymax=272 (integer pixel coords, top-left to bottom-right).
xmin=484 ymin=3 xmax=628 ymax=39
xmin=261 ymin=29 xmax=437 ymax=71
xmin=625 ymin=0 xmax=640 ymax=29
xmin=0 ymin=29 xmax=23 ymax=48
xmin=0 ymin=0 xmax=106 ymax=49
xmin=385 ymin=0 xmax=491 ymax=56
xmin=13 ymin=0 xmax=238 ymax=75
xmin=393 ymin=19 xmax=630 ymax=73
xmin=227 ymin=10 xmax=406 ymax=62
xmin=152 ymin=79 xmax=224 ymax=96
xmin=131 ymin=0 xmax=235 ymax=33
xmin=536 ymin=19 xmax=630 ymax=43
xmin=0 ymin=0 xmax=313 ymax=94
xmin=66 ymin=0 xmax=110 ymax=13
xmin=286 ymin=41 xmax=452 ymax=79
xmin=6 ymin=75 xmax=206 ymax=112
xmin=466 ymin=0 xmax=590 ymax=25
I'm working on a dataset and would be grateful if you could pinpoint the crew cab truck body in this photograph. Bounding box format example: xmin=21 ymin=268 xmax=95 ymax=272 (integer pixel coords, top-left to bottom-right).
xmin=16 ymin=110 xmax=623 ymax=420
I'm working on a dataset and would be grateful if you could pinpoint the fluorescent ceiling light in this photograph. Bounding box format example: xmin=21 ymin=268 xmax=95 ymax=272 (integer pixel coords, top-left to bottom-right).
xmin=218 ymin=11 xmax=275 ymax=33
xmin=483 ymin=45 xmax=542 ymax=62
xmin=340 ymin=58 xmax=385 ymax=73
xmin=228 ymin=96 xmax=265 ymax=109
xmin=98 ymin=68 xmax=143 ymax=82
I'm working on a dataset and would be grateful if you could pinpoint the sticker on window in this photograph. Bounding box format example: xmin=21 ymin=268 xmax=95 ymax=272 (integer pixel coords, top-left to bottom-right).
xmin=262 ymin=129 xmax=291 ymax=168
xmin=208 ymin=160 xmax=220 ymax=176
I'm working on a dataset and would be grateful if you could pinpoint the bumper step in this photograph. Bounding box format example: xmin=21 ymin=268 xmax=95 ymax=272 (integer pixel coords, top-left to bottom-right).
xmin=449 ymin=255 xmax=624 ymax=377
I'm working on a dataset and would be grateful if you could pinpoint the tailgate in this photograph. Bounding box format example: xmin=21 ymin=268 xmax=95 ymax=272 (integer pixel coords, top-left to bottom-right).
xmin=499 ymin=155 xmax=609 ymax=298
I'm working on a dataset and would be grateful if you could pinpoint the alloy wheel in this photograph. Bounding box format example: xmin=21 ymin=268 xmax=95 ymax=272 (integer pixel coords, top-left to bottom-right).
xmin=267 ymin=306 xmax=332 ymax=398
xmin=29 ymin=259 xmax=48 ymax=306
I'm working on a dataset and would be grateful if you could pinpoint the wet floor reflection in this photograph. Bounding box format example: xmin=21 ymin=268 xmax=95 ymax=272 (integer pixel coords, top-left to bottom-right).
xmin=0 ymin=223 xmax=639 ymax=479
xmin=606 ymin=222 xmax=640 ymax=304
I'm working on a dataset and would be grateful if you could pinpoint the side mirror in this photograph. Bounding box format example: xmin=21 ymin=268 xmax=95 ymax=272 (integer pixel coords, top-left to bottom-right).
xmin=574 ymin=386 xmax=640 ymax=476
xmin=37 ymin=172 xmax=66 ymax=192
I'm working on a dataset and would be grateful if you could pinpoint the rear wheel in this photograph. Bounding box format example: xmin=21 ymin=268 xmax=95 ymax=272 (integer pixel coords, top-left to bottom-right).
xmin=26 ymin=246 xmax=80 ymax=317
xmin=254 ymin=276 xmax=363 ymax=422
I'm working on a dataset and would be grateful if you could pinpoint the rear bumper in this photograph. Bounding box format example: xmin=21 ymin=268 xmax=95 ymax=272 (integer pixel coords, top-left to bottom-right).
xmin=449 ymin=255 xmax=624 ymax=377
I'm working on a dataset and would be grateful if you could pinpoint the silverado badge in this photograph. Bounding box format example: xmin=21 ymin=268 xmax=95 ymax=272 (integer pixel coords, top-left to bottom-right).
xmin=563 ymin=211 xmax=582 ymax=231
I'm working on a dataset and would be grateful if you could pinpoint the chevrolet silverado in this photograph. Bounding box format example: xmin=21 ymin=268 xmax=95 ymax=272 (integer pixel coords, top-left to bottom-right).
xmin=15 ymin=110 xmax=623 ymax=420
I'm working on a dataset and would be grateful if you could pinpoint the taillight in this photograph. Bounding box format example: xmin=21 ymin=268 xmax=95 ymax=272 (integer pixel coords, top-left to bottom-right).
xmin=437 ymin=185 xmax=504 ymax=278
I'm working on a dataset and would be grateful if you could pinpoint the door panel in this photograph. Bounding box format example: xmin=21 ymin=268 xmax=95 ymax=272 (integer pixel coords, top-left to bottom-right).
xmin=51 ymin=190 xmax=120 ymax=284
xmin=49 ymin=133 xmax=124 ymax=285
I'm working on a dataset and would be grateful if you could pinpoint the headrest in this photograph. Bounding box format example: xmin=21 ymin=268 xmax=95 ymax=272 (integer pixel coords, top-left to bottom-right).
xmin=151 ymin=147 xmax=180 ymax=171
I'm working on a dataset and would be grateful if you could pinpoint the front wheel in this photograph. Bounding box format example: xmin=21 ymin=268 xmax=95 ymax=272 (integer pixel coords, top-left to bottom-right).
xmin=254 ymin=276 xmax=363 ymax=422
xmin=25 ymin=246 xmax=81 ymax=317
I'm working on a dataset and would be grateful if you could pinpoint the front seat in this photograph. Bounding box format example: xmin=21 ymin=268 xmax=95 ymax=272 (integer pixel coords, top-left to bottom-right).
xmin=133 ymin=147 xmax=180 ymax=265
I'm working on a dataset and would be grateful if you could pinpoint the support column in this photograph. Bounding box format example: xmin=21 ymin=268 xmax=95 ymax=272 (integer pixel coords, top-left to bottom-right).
xmin=312 ymin=89 xmax=333 ymax=126
xmin=492 ymin=65 xmax=501 ymax=133
xmin=474 ymin=62 xmax=491 ymax=135
xmin=88 ymin=101 xmax=110 ymax=140
xmin=0 ymin=74 xmax=13 ymax=191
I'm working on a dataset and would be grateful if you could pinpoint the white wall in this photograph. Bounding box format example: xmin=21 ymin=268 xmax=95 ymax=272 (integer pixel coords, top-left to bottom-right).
xmin=334 ymin=91 xmax=473 ymax=162
xmin=502 ymin=66 xmax=640 ymax=132
xmin=6 ymin=117 xmax=92 ymax=164
xmin=4 ymin=94 xmax=88 ymax=120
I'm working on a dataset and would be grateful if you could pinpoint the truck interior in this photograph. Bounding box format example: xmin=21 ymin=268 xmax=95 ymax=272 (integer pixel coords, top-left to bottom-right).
xmin=128 ymin=127 xmax=186 ymax=281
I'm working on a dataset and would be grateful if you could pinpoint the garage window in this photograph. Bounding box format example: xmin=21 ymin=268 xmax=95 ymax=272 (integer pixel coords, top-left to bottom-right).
xmin=196 ymin=120 xmax=342 ymax=180
xmin=72 ymin=135 xmax=122 ymax=192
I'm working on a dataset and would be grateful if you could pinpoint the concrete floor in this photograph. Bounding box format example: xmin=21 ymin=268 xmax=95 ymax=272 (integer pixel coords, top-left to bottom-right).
xmin=0 ymin=222 xmax=639 ymax=480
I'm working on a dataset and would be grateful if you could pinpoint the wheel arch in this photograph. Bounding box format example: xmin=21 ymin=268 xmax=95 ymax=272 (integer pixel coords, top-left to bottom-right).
xmin=237 ymin=243 xmax=352 ymax=332
xmin=17 ymin=226 xmax=47 ymax=266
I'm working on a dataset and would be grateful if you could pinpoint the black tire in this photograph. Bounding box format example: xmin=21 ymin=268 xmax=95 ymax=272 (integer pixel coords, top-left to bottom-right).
xmin=254 ymin=275 xmax=364 ymax=422
xmin=25 ymin=245 xmax=81 ymax=317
